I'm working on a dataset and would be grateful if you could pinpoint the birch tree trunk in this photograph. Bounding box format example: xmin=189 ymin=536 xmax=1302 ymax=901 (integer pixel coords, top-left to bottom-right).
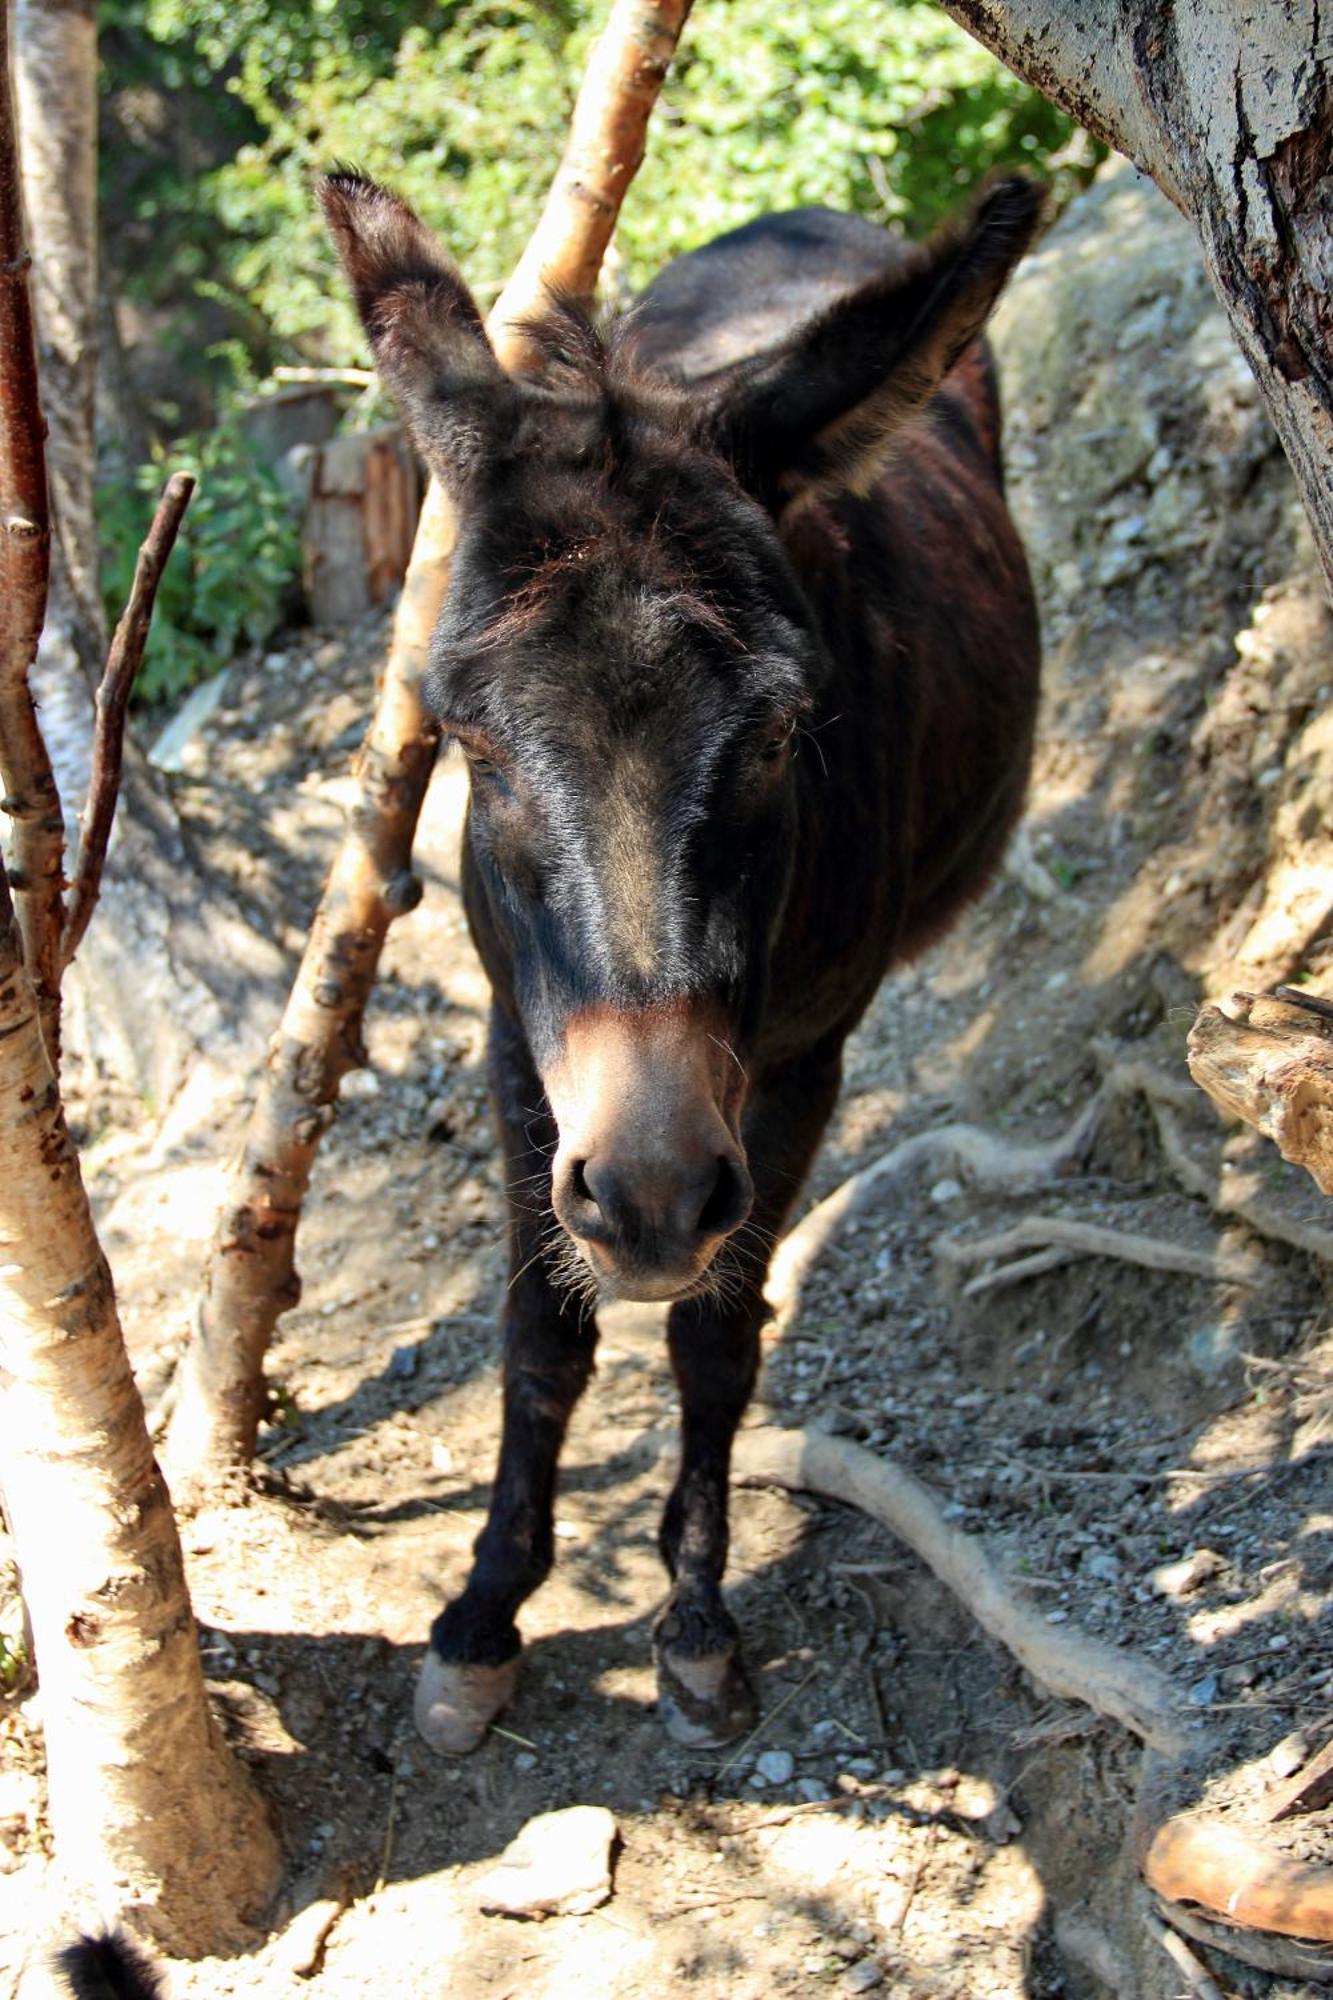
xmin=0 ymin=861 xmax=282 ymax=1952
xmin=13 ymin=0 xmax=104 ymax=691
xmin=931 ymin=0 xmax=1333 ymax=598
xmin=2 ymin=8 xmax=281 ymax=1946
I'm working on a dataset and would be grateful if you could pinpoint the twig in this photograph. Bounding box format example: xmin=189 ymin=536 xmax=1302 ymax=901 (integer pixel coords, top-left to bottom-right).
xmin=733 ymin=1426 xmax=1186 ymax=1751
xmin=961 ymin=1245 xmax=1076 ymax=1295
xmin=714 ymin=1664 xmax=819 ymax=1778
xmin=62 ymin=471 xmax=195 ymax=968
xmin=271 ymin=366 xmax=377 ymax=387
xmin=374 ymin=1732 xmax=406 ymax=1892
xmin=937 ymin=1214 xmax=1264 ymax=1287
xmin=1145 ymin=1909 xmax=1228 ymax=1999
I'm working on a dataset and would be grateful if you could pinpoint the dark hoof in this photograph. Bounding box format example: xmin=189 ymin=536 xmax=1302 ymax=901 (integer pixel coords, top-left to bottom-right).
xmin=656 ymin=1645 xmax=757 ymax=1748
xmin=414 ymin=1650 xmax=521 ymax=1755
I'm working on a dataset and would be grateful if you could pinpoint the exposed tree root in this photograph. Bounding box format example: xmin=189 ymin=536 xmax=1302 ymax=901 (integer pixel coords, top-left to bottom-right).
xmin=765 ymin=1093 xmax=1105 ymax=1324
xmin=1096 ymin=1038 xmax=1333 ymax=1265
xmin=731 ymin=1424 xmax=1187 ymax=1751
xmin=1151 ymin=1897 xmax=1333 ymax=1985
xmin=936 ymin=1214 xmax=1265 ymax=1288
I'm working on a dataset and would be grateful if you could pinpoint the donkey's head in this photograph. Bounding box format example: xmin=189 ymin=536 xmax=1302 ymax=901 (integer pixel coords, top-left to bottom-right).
xmin=321 ymin=172 xmax=1040 ymax=1302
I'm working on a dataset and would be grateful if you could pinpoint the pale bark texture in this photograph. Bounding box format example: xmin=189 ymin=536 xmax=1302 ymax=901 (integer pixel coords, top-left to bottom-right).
xmin=929 ymin=1 xmax=1333 ymax=598
xmin=2 ymin=9 xmax=281 ymax=1944
xmin=0 ymin=0 xmax=62 ymax=1065
xmin=167 ymin=0 xmax=698 ymax=1489
xmin=14 ymin=0 xmax=105 ymax=686
xmin=0 ymin=864 xmax=281 ymax=1951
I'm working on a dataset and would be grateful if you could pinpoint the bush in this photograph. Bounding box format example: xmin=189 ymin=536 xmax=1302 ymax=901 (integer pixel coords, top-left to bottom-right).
xmin=99 ymin=419 xmax=301 ymax=707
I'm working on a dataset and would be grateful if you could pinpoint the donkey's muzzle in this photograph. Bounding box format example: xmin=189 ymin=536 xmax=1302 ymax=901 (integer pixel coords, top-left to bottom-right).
xmin=544 ymin=1002 xmax=752 ymax=1301
xmin=554 ymin=1146 xmax=753 ymax=1300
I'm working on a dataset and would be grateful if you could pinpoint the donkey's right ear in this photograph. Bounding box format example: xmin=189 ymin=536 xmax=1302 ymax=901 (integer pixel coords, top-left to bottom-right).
xmin=318 ymin=173 xmax=516 ymax=494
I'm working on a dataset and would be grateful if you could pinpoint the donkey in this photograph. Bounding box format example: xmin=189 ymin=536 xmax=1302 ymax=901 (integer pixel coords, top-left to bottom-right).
xmin=321 ymin=171 xmax=1043 ymax=1754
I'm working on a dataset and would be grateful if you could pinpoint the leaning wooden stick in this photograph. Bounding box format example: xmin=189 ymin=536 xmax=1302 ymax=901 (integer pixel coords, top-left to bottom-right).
xmin=0 ymin=22 xmax=62 ymax=1066
xmin=733 ymin=1424 xmax=1187 ymax=1750
xmin=62 ymin=470 xmax=196 ymax=969
xmin=167 ymin=0 xmax=698 ymax=1487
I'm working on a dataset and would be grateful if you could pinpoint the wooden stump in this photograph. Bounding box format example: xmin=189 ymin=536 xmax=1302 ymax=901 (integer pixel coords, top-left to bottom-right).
xmin=299 ymin=425 xmax=421 ymax=626
xmin=1187 ymin=990 xmax=1333 ymax=1197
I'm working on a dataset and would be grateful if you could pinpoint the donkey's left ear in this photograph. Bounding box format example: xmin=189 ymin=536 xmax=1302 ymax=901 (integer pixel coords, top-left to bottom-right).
xmin=318 ymin=172 xmax=516 ymax=498
xmin=710 ymin=176 xmax=1045 ymax=515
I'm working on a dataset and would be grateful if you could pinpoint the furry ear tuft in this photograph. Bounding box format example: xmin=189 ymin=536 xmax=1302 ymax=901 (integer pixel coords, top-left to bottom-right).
xmin=317 ymin=172 xmax=515 ymax=493
xmin=712 ymin=173 xmax=1047 ymax=513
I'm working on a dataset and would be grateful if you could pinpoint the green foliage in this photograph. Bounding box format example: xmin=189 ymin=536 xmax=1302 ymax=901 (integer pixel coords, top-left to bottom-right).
xmin=99 ymin=421 xmax=301 ymax=706
xmin=104 ymin=1 xmax=1095 ymax=375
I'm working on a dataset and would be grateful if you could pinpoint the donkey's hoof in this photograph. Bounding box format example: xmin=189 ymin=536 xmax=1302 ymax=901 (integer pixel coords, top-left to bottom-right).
xmin=414 ymin=1650 xmax=521 ymax=1755
xmin=656 ymin=1646 xmax=757 ymax=1748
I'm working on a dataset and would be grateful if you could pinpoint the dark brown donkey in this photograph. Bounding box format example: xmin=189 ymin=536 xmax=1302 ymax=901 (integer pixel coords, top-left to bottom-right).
xmin=320 ymin=172 xmax=1044 ymax=1754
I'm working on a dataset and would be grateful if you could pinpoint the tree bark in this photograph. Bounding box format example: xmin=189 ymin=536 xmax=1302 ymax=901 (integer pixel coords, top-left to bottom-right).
xmin=13 ymin=0 xmax=105 ymax=685
xmin=2 ymin=12 xmax=281 ymax=1946
xmin=0 ymin=860 xmax=282 ymax=1952
xmin=167 ymin=0 xmax=698 ymax=1491
xmin=928 ymin=1 xmax=1333 ymax=600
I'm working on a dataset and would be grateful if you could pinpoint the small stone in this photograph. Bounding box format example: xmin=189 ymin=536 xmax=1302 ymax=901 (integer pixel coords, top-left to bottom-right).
xmin=475 ymin=1804 xmax=617 ymax=1918
xmin=1085 ymin=1552 xmax=1121 ymax=1583
xmin=1269 ymin=1732 xmax=1309 ymax=1781
xmin=341 ymin=1068 xmax=381 ymax=1100
xmin=1153 ymin=1549 xmax=1225 ymax=1598
xmin=431 ymin=1441 xmax=454 ymax=1475
xmin=929 ymin=1177 xmax=962 ymax=1205
xmin=755 ymin=1749 xmax=795 ymax=1786
xmin=1187 ymin=1674 xmax=1219 ymax=1708
xmin=843 ymin=1960 xmax=885 ymax=1994
xmin=796 ymin=1777 xmax=827 ymax=1803
xmin=389 ymin=1344 xmax=419 ymax=1380
xmin=514 ymin=1751 xmax=538 ymax=1773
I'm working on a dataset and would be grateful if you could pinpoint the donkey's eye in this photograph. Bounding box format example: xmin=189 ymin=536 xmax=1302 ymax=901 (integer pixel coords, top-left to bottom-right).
xmin=460 ymin=742 xmax=504 ymax=784
xmin=760 ymin=714 xmax=797 ymax=763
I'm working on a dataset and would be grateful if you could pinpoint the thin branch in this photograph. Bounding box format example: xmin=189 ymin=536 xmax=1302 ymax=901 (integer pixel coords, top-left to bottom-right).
xmin=61 ymin=471 xmax=194 ymax=969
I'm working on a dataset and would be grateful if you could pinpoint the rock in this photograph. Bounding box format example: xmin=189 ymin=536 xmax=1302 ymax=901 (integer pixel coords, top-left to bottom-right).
xmin=929 ymin=1177 xmax=962 ymax=1204
xmin=754 ymin=1748 xmax=795 ymax=1786
xmin=475 ymin=1804 xmax=618 ymax=1919
xmin=842 ymin=1960 xmax=885 ymax=1994
xmin=1154 ymin=1548 xmax=1226 ymax=1598
xmin=341 ymin=1068 xmax=381 ymax=1101
xmin=1187 ymin=1673 xmax=1219 ymax=1708
xmin=1269 ymin=1731 xmax=1310 ymax=1780
xmin=1084 ymin=1551 xmax=1121 ymax=1583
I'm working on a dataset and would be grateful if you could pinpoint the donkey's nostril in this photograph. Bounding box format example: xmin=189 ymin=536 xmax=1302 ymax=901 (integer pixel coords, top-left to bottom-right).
xmin=571 ymin=1158 xmax=593 ymax=1204
xmin=696 ymin=1155 xmax=752 ymax=1239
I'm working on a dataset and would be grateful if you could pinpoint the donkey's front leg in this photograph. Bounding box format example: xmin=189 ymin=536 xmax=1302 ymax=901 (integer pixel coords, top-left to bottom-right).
xmin=655 ymin=1045 xmax=844 ymax=1745
xmin=416 ymin=1009 xmax=598 ymax=1754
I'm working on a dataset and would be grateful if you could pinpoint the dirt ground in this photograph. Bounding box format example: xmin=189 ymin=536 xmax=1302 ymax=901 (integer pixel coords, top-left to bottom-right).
xmin=3 ymin=161 xmax=1333 ymax=1998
